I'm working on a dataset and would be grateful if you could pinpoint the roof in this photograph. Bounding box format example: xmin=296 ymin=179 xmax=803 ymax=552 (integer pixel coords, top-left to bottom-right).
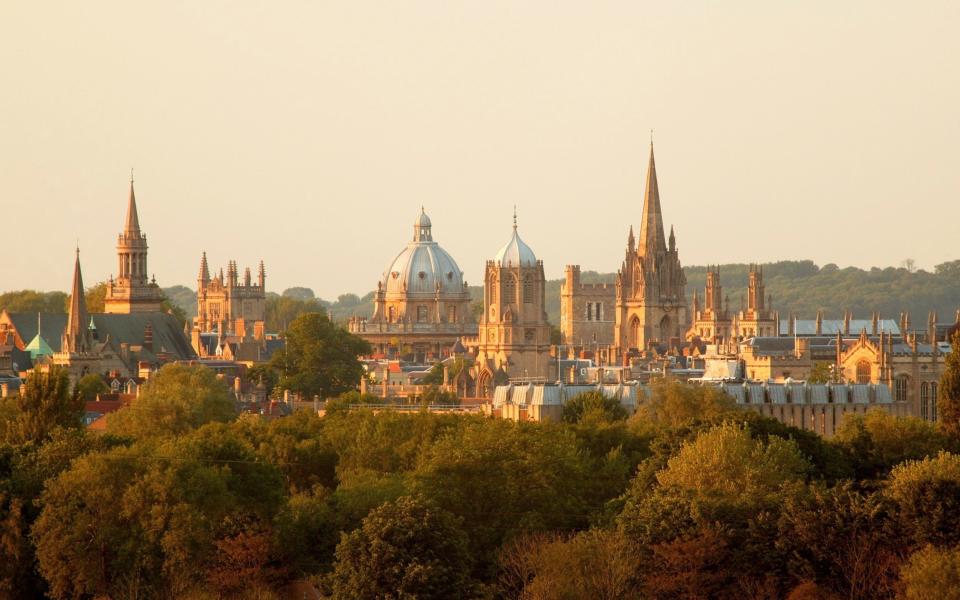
xmin=494 ymin=225 xmax=537 ymax=267
xmin=381 ymin=237 xmax=467 ymax=299
xmin=5 ymin=313 xmax=68 ymax=352
xmin=780 ymin=319 xmax=901 ymax=336
xmin=91 ymin=313 xmax=196 ymax=361
xmin=25 ymin=333 xmax=54 ymax=358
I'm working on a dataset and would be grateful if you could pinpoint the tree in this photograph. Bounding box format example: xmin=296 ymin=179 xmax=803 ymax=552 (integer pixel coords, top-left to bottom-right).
xmin=885 ymin=452 xmax=960 ymax=547
xmin=4 ymin=367 xmax=82 ymax=444
xmin=807 ymin=362 xmax=834 ymax=384
xmin=630 ymin=380 xmax=737 ymax=431
xmin=939 ymin=331 xmax=960 ymax=440
xmin=74 ymin=373 xmax=108 ymax=402
xmin=265 ymin=295 xmax=328 ymax=333
xmin=83 ymin=282 xmax=107 ymax=313
xmin=282 ymin=287 xmax=316 ymax=301
xmin=0 ymin=290 xmax=68 ymax=314
xmin=900 ymin=545 xmax=960 ymax=600
xmin=206 ymin=514 xmax=287 ymax=598
xmin=562 ymin=391 xmax=628 ymax=424
xmin=106 ymin=363 xmax=236 ymax=438
xmin=833 ymin=409 xmax=949 ymax=479
xmin=269 ymin=312 xmax=370 ymax=399
xmin=329 ymin=495 xmax=473 ymax=600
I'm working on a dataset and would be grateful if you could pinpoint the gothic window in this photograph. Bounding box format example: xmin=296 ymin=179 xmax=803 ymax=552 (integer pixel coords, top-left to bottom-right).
xmin=630 ymin=317 xmax=641 ymax=350
xmin=659 ymin=315 xmax=672 ymax=344
xmin=388 ymin=306 xmax=396 ymax=323
xmin=417 ymin=305 xmax=428 ymax=323
xmin=595 ymin=303 xmax=602 ymax=321
xmin=931 ymin=383 xmax=938 ymax=421
xmin=503 ymin=275 xmax=516 ymax=304
xmin=895 ymin=375 xmax=909 ymax=402
xmin=489 ymin=279 xmax=497 ymax=304
xmin=855 ymin=360 xmax=871 ymax=384
xmin=523 ymin=275 xmax=533 ymax=304
xmin=586 ymin=303 xmax=593 ymax=322
xmin=921 ymin=383 xmax=930 ymax=420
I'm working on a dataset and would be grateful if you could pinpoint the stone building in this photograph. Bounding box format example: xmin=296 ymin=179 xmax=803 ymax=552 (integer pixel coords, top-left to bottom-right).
xmin=689 ymin=264 xmax=778 ymax=348
xmin=194 ymin=253 xmax=267 ymax=340
xmin=613 ymin=142 xmax=689 ymax=355
xmin=473 ymin=213 xmax=552 ymax=395
xmin=348 ymin=209 xmax=476 ymax=361
xmin=560 ymin=265 xmax=615 ymax=348
xmin=104 ymin=177 xmax=165 ymax=314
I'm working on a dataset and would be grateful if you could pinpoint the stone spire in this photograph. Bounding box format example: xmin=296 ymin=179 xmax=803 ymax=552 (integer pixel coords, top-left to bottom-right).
xmin=198 ymin=251 xmax=210 ymax=284
xmin=125 ymin=173 xmax=141 ymax=234
xmin=638 ymin=141 xmax=666 ymax=257
xmin=64 ymin=248 xmax=91 ymax=354
xmin=627 ymin=225 xmax=635 ymax=252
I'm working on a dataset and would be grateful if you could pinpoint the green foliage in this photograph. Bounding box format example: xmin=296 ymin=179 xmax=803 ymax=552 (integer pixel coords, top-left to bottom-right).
xmin=413 ymin=419 xmax=592 ymax=577
xmin=900 ymin=545 xmax=960 ymax=600
xmin=562 ymin=391 xmax=628 ymax=424
xmin=631 ymin=379 xmax=737 ymax=430
xmin=106 ymin=363 xmax=236 ymax=438
xmin=265 ymin=295 xmax=328 ymax=333
xmin=73 ymin=373 xmax=108 ymax=402
xmin=329 ymin=495 xmax=474 ymax=600
xmin=885 ymin=452 xmax=960 ymax=547
xmin=162 ymin=285 xmax=198 ymax=318
xmin=269 ymin=312 xmax=370 ymax=399
xmin=939 ymin=332 xmax=960 ymax=440
xmin=2 ymin=367 xmax=82 ymax=444
xmin=83 ymin=281 xmax=107 ymax=313
xmin=281 ymin=287 xmax=316 ymax=301
xmin=833 ymin=409 xmax=950 ymax=479
xmin=0 ymin=290 xmax=68 ymax=314
xmin=807 ymin=362 xmax=834 ymax=384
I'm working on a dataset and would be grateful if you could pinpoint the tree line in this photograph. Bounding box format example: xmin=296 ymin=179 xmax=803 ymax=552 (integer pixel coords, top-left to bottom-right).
xmin=1 ymin=331 xmax=959 ymax=598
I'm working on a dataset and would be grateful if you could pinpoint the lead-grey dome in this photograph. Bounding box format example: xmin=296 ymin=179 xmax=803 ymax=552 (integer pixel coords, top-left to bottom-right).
xmin=382 ymin=209 xmax=467 ymax=298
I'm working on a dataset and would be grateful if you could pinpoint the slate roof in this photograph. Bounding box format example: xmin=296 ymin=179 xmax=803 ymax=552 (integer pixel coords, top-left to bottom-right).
xmin=5 ymin=313 xmax=68 ymax=352
xmin=90 ymin=313 xmax=196 ymax=361
xmin=779 ymin=319 xmax=901 ymax=336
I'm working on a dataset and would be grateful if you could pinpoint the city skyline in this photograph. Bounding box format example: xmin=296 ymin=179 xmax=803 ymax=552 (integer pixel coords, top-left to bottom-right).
xmin=2 ymin=2 xmax=958 ymax=299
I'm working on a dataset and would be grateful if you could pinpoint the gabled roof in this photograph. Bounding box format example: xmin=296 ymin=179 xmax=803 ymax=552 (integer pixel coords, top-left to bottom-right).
xmin=5 ymin=313 xmax=68 ymax=352
xmin=91 ymin=313 xmax=196 ymax=361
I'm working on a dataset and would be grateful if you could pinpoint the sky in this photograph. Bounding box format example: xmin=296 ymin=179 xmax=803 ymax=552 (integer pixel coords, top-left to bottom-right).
xmin=1 ymin=1 xmax=958 ymax=301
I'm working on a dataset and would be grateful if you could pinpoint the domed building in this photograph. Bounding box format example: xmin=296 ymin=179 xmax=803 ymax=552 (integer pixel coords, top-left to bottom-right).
xmin=473 ymin=212 xmax=552 ymax=396
xmin=349 ymin=209 xmax=476 ymax=361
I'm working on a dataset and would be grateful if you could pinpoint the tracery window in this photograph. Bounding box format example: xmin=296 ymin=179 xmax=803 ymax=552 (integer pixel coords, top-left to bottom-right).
xmin=931 ymin=383 xmax=939 ymax=421
xmin=523 ymin=275 xmax=533 ymax=304
xmin=894 ymin=375 xmax=909 ymax=402
xmin=855 ymin=360 xmax=871 ymax=384
xmin=921 ymin=383 xmax=930 ymax=421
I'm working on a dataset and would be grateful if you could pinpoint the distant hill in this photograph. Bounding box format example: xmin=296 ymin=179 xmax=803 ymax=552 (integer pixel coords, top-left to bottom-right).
xmin=159 ymin=259 xmax=960 ymax=330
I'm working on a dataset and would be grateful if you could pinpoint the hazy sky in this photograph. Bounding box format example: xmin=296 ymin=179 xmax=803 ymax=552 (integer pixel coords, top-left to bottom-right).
xmin=2 ymin=1 xmax=958 ymax=300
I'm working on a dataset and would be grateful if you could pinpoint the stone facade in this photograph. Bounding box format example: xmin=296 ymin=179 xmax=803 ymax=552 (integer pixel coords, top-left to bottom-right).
xmin=473 ymin=215 xmax=552 ymax=395
xmin=560 ymin=265 xmax=615 ymax=348
xmin=195 ymin=253 xmax=266 ymax=341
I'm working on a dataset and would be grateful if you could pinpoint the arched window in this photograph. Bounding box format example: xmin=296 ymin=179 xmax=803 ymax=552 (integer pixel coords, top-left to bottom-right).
xmin=921 ymin=382 xmax=930 ymax=420
xmin=503 ymin=275 xmax=516 ymax=304
xmin=895 ymin=375 xmax=909 ymax=402
xmin=659 ymin=315 xmax=672 ymax=344
xmin=856 ymin=360 xmax=871 ymax=384
xmin=522 ymin=275 xmax=533 ymax=304
xmin=595 ymin=303 xmax=602 ymax=321
xmin=489 ymin=279 xmax=497 ymax=305
xmin=388 ymin=306 xmax=396 ymax=323
xmin=931 ymin=383 xmax=939 ymax=422
xmin=630 ymin=317 xmax=641 ymax=349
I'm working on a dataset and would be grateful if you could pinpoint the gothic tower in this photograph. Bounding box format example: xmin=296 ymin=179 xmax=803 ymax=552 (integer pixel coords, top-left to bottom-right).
xmin=62 ymin=248 xmax=93 ymax=354
xmin=475 ymin=211 xmax=551 ymax=395
xmin=614 ymin=142 xmax=689 ymax=355
xmin=104 ymin=175 xmax=164 ymax=313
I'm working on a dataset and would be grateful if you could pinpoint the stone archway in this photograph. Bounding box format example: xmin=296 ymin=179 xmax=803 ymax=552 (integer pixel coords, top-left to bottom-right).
xmin=477 ymin=369 xmax=493 ymax=399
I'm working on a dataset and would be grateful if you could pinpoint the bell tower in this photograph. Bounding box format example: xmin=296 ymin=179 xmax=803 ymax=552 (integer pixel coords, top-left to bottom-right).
xmin=104 ymin=174 xmax=164 ymax=313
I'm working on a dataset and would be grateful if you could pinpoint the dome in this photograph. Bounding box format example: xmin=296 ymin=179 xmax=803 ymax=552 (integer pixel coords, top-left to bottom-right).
xmin=381 ymin=210 xmax=467 ymax=298
xmin=494 ymin=226 xmax=537 ymax=267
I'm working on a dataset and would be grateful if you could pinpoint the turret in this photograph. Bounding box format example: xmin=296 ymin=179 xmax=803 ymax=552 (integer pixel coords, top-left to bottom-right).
xmin=258 ymin=260 xmax=266 ymax=289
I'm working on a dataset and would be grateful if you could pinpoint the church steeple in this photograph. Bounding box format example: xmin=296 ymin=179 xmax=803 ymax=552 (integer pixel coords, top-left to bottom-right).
xmin=125 ymin=173 xmax=141 ymax=234
xmin=198 ymin=251 xmax=210 ymax=284
xmin=638 ymin=141 xmax=666 ymax=257
xmin=64 ymin=248 xmax=92 ymax=354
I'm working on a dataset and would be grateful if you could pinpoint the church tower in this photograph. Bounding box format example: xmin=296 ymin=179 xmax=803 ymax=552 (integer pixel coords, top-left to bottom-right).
xmin=104 ymin=175 xmax=164 ymax=313
xmin=475 ymin=211 xmax=551 ymax=395
xmin=62 ymin=248 xmax=93 ymax=354
xmin=614 ymin=142 xmax=689 ymax=355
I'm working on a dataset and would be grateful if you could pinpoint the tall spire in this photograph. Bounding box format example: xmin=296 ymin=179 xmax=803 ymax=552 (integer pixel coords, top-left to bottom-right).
xmin=637 ymin=140 xmax=666 ymax=256
xmin=64 ymin=248 xmax=91 ymax=354
xmin=125 ymin=171 xmax=141 ymax=234
xmin=198 ymin=251 xmax=210 ymax=283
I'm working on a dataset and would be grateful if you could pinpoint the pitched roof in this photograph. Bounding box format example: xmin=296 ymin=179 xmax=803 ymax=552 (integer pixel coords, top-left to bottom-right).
xmin=638 ymin=141 xmax=666 ymax=257
xmin=91 ymin=312 xmax=196 ymax=361
xmin=5 ymin=313 xmax=68 ymax=352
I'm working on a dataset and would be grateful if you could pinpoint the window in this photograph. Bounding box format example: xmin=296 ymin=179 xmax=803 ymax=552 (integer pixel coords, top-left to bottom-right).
xmin=855 ymin=360 xmax=871 ymax=384
xmin=388 ymin=306 xmax=396 ymax=323
xmin=523 ymin=275 xmax=533 ymax=304
xmin=895 ymin=376 xmax=909 ymax=402
xmin=595 ymin=303 xmax=602 ymax=321
xmin=503 ymin=275 xmax=516 ymax=304
xmin=447 ymin=305 xmax=457 ymax=323
xmin=921 ymin=383 xmax=930 ymax=420
xmin=417 ymin=306 xmax=428 ymax=323
xmin=586 ymin=303 xmax=593 ymax=321
xmin=931 ymin=383 xmax=939 ymax=422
